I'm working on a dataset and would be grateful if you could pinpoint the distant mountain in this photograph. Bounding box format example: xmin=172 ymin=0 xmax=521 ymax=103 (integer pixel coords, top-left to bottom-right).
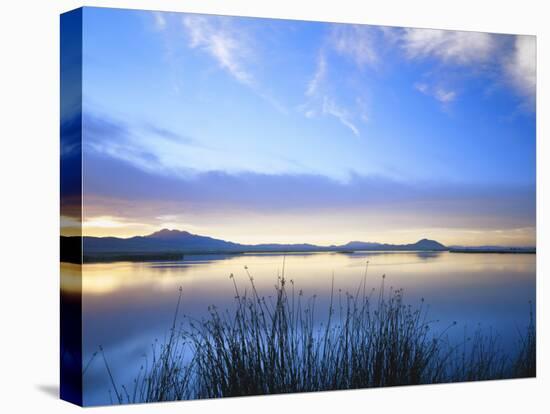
xmin=338 ymin=238 xmax=446 ymax=251
xmin=76 ymin=229 xmax=448 ymax=256
xmin=149 ymin=229 xmax=193 ymax=239
xmin=82 ymin=229 xmax=242 ymax=253
xmin=338 ymin=241 xmax=381 ymax=250
xmin=409 ymin=239 xmax=447 ymax=250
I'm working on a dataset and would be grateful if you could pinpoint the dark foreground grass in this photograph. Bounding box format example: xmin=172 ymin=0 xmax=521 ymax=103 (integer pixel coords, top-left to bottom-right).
xmin=99 ymin=264 xmax=535 ymax=404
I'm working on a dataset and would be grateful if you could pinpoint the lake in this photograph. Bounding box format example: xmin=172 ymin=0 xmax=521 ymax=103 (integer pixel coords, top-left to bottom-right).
xmin=67 ymin=251 xmax=535 ymax=405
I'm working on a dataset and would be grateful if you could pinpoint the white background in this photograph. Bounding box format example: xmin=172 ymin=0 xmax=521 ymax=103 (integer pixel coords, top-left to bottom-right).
xmin=0 ymin=0 xmax=548 ymax=412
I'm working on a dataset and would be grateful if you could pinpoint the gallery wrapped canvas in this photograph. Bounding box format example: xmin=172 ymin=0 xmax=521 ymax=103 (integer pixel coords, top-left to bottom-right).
xmin=60 ymin=7 xmax=536 ymax=407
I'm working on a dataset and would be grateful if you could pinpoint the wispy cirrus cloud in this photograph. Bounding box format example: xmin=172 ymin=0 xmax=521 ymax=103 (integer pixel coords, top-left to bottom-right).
xmin=329 ymin=24 xmax=378 ymax=69
xmin=182 ymin=15 xmax=255 ymax=87
xmin=302 ymin=23 xmax=383 ymax=137
xmin=150 ymin=12 xmax=286 ymax=112
xmin=83 ymin=111 xmax=199 ymax=178
xmin=306 ymin=53 xmax=327 ymax=98
xmin=400 ymin=29 xmax=496 ymax=107
xmin=434 ymin=88 xmax=456 ymax=103
xmin=83 ymin=110 xmax=310 ymax=179
xmin=400 ymin=28 xmax=535 ymax=110
xmin=152 ymin=11 xmax=167 ymax=31
xmin=504 ymin=35 xmax=536 ymax=109
xmin=180 ymin=15 xmax=287 ymax=113
xmin=302 ymin=53 xmax=360 ymax=137
xmin=322 ymin=97 xmax=360 ymax=137
xmin=414 ymin=82 xmax=457 ymax=104
xmin=401 ymin=28 xmax=496 ymax=65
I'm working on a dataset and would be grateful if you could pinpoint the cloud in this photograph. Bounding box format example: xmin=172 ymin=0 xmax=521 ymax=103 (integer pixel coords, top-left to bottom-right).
xmin=60 ymin=110 xmax=82 ymax=158
xmin=414 ymin=82 xmax=456 ymax=104
xmin=144 ymin=124 xmax=193 ymax=143
xmin=505 ymin=35 xmax=536 ymax=107
xmin=61 ymin=111 xmax=83 ymax=205
xmin=177 ymin=14 xmax=287 ymax=113
xmin=303 ymin=49 xmax=363 ymax=136
xmin=83 ymin=155 xmax=535 ymax=237
xmin=302 ymin=23 xmax=381 ymax=132
xmin=152 ymin=11 xmax=167 ymax=31
xmin=82 ymin=112 xmax=199 ymax=177
xmin=182 ymin=15 xmax=254 ymax=87
xmin=329 ymin=24 xmax=378 ymax=68
xmin=306 ymin=53 xmax=327 ymax=97
xmin=83 ymin=110 xmax=312 ymax=180
xmin=402 ymin=29 xmax=500 ymax=107
xmin=414 ymin=82 xmax=429 ymax=94
xmin=402 ymin=28 xmax=496 ymax=65
xmin=322 ymin=97 xmax=360 ymax=136
xmin=434 ymin=88 xmax=456 ymax=103
xmin=402 ymin=29 xmax=535 ymax=110
xmin=415 ymin=82 xmax=456 ymax=104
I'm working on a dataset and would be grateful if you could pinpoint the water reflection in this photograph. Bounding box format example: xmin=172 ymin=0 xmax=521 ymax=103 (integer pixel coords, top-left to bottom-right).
xmin=80 ymin=251 xmax=535 ymax=405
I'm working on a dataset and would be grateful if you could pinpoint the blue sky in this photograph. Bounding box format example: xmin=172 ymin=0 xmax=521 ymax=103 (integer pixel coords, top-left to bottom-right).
xmin=74 ymin=7 xmax=536 ymax=246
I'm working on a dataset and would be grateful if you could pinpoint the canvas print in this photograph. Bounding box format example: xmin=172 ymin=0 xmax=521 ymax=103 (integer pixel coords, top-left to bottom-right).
xmin=60 ymin=7 xmax=536 ymax=407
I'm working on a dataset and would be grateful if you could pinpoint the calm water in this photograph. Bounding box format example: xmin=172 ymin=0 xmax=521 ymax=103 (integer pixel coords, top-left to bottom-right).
xmin=68 ymin=251 xmax=535 ymax=405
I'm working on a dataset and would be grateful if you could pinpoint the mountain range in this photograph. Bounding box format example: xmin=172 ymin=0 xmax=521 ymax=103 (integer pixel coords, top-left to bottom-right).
xmin=77 ymin=229 xmax=447 ymax=255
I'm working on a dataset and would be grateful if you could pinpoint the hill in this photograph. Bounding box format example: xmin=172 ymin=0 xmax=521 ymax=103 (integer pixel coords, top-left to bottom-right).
xmin=60 ymin=229 xmax=449 ymax=262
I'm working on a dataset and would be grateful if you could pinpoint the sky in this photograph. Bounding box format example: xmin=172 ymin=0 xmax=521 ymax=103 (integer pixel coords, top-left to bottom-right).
xmin=64 ymin=7 xmax=536 ymax=246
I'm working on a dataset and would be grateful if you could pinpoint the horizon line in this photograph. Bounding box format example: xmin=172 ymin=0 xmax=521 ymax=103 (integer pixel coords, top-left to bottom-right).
xmin=63 ymin=228 xmax=536 ymax=249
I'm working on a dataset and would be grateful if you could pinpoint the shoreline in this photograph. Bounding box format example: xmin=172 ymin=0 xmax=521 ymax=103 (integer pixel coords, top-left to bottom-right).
xmin=72 ymin=248 xmax=535 ymax=264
